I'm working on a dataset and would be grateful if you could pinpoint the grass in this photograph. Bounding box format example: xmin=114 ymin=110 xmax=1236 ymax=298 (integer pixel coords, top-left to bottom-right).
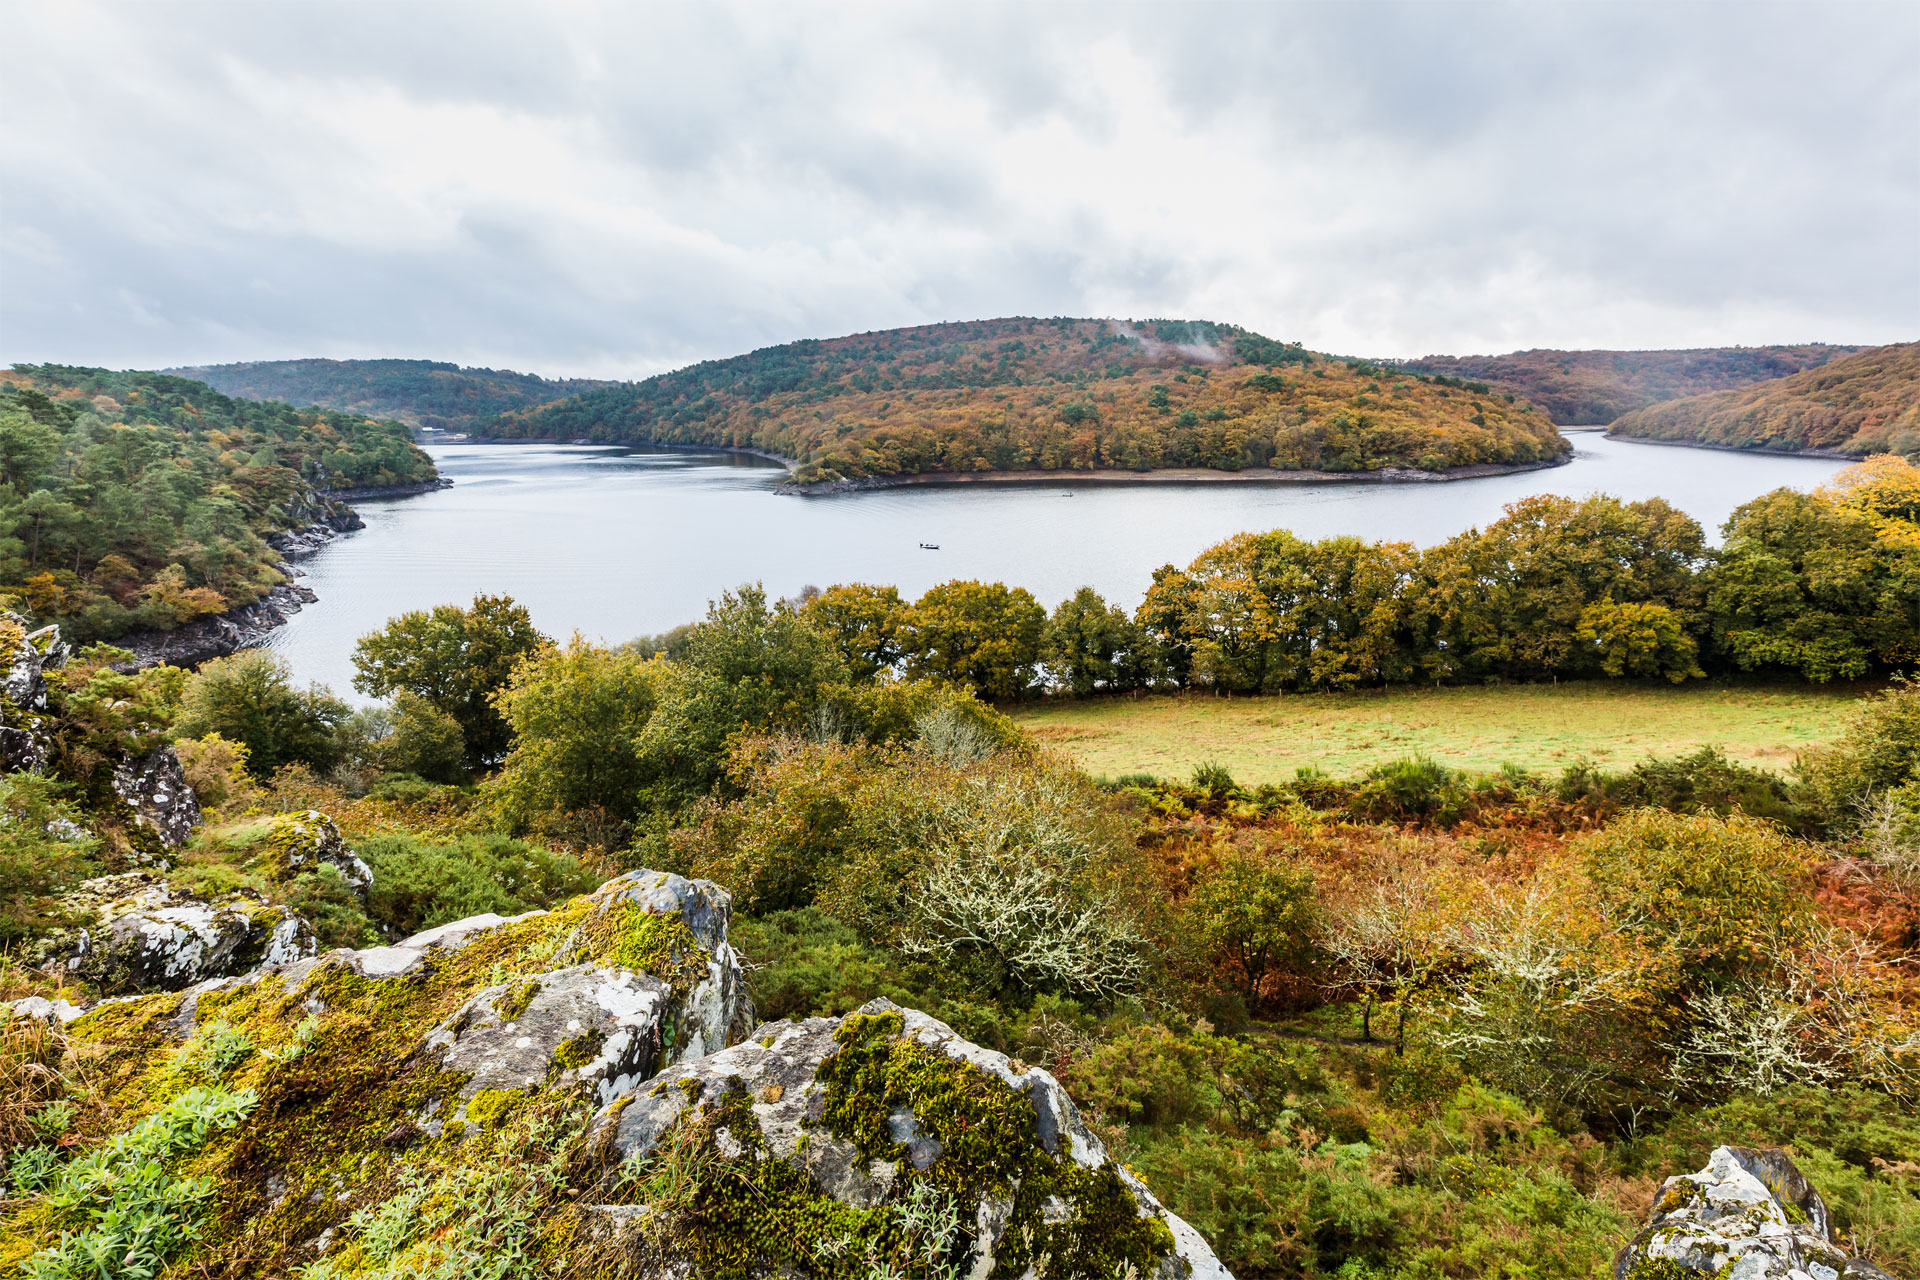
xmin=1011 ymin=680 xmax=1873 ymax=784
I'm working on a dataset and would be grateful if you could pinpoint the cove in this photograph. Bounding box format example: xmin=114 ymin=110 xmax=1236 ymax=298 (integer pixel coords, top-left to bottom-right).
xmin=266 ymin=433 xmax=1848 ymax=697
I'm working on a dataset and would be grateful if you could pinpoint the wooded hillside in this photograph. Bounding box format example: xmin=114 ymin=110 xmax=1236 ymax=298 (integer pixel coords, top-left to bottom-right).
xmin=167 ymin=358 xmax=614 ymax=432
xmin=1608 ymin=342 xmax=1920 ymax=455
xmin=0 ymin=365 xmax=437 ymax=641
xmin=487 ymin=317 xmax=1570 ymax=483
xmin=1403 ymin=344 xmax=1861 ymax=425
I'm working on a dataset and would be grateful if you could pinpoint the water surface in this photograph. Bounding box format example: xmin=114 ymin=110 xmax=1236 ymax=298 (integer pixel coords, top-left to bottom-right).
xmin=268 ymin=435 xmax=1847 ymax=696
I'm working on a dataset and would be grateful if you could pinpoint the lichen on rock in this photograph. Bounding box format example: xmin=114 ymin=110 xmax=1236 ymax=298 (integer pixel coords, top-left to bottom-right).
xmin=585 ymin=998 xmax=1233 ymax=1280
xmin=112 ymin=744 xmax=203 ymax=849
xmin=27 ymin=871 xmax=317 ymax=995
xmin=265 ymin=808 xmax=373 ymax=893
xmin=1614 ymin=1145 xmax=1900 ymax=1280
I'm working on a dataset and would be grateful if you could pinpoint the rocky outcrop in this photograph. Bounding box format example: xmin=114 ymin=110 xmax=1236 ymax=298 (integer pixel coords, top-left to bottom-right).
xmin=112 ymin=746 xmax=201 ymax=849
xmin=583 ymin=997 xmax=1233 ymax=1280
xmin=29 ymin=872 xmax=316 ymax=996
xmin=318 ymin=476 xmax=453 ymax=500
xmin=110 ymin=581 xmax=321 ymax=670
xmin=1 ymin=613 xmax=69 ymax=772
xmin=1615 ymin=1145 xmax=1899 ymax=1279
xmin=265 ymin=810 xmax=372 ymax=894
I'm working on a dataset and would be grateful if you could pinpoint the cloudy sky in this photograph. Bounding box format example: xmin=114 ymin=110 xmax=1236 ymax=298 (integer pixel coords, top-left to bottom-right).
xmin=2 ymin=1 xmax=1915 ymax=378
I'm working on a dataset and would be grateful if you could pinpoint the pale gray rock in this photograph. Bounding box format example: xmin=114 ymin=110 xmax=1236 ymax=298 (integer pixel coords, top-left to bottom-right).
xmin=585 ymin=998 xmax=1234 ymax=1280
xmin=1614 ymin=1145 xmax=1900 ymax=1280
xmin=564 ymin=869 xmax=756 ymax=1057
xmin=112 ymin=746 xmax=202 ymax=849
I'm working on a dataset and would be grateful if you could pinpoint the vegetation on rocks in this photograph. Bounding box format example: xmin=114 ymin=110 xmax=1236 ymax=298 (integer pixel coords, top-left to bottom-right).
xmin=485 ymin=317 xmax=1569 ymax=483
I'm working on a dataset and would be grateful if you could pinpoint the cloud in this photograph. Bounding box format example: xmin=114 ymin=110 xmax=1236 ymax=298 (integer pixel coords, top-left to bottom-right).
xmin=1 ymin=0 xmax=1914 ymax=377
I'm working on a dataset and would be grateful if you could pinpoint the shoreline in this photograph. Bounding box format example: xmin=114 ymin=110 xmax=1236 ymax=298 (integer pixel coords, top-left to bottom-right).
xmin=320 ymin=476 xmax=455 ymax=500
xmin=1602 ymin=431 xmax=1856 ymax=461
xmin=780 ymin=453 xmax=1574 ymax=495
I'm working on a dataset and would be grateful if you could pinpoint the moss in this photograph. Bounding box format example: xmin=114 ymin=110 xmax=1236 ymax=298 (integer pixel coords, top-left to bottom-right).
xmin=578 ymin=902 xmax=706 ymax=993
xmin=553 ymin=1029 xmax=605 ymax=1071
xmin=466 ymin=1088 xmax=524 ymax=1130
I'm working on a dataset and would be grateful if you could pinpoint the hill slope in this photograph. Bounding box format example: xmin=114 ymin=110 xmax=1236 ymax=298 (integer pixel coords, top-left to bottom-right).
xmin=488 ymin=317 xmax=1570 ymax=484
xmin=166 ymin=358 xmax=614 ymax=432
xmin=1608 ymin=342 xmax=1920 ymax=455
xmin=0 ymin=365 xmax=437 ymax=642
xmin=1402 ymin=344 xmax=1862 ymax=425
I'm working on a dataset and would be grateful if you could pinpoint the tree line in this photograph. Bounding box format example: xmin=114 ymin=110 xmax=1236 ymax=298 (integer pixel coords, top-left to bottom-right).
xmin=798 ymin=456 xmax=1920 ymax=698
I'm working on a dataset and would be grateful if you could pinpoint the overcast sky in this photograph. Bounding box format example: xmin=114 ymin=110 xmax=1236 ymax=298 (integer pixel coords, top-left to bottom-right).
xmin=2 ymin=1 xmax=1915 ymax=378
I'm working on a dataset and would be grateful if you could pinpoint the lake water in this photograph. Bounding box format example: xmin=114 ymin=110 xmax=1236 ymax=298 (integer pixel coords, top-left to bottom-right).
xmin=268 ymin=434 xmax=1848 ymax=697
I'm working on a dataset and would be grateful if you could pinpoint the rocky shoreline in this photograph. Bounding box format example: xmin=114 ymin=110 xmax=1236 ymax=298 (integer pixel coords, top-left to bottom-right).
xmin=780 ymin=452 xmax=1574 ymax=496
xmin=319 ymin=476 xmax=455 ymax=500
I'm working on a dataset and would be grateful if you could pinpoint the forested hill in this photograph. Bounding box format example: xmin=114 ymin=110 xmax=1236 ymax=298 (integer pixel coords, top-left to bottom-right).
xmin=1401 ymin=344 xmax=1862 ymax=425
xmin=1608 ymin=342 xmax=1920 ymax=455
xmin=0 ymin=365 xmax=437 ymax=642
xmin=166 ymin=358 xmax=615 ymax=432
xmin=485 ymin=317 xmax=1570 ymax=483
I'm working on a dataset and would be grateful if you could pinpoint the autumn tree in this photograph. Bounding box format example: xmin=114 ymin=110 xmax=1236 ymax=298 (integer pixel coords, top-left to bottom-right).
xmin=904 ymin=579 xmax=1047 ymax=699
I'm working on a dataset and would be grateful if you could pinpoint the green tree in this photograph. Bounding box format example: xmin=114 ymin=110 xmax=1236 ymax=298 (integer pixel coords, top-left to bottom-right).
xmin=0 ymin=410 xmax=62 ymax=495
xmin=1576 ymin=600 xmax=1706 ymax=682
xmin=1044 ymin=586 xmax=1152 ymax=696
xmin=633 ymin=585 xmax=850 ymax=808
xmin=0 ymin=773 xmax=97 ymax=942
xmin=1705 ymin=488 xmax=1919 ymax=681
xmin=490 ymin=637 xmax=657 ymax=836
xmin=173 ymin=650 xmax=350 ymax=776
xmin=377 ymin=691 xmax=469 ymax=784
xmin=904 ymin=579 xmax=1046 ymax=699
xmin=1188 ymin=851 xmax=1323 ymax=1011
xmin=801 ymin=583 xmax=909 ymax=683
xmin=351 ymin=594 xmax=548 ymax=766
xmin=1414 ymin=494 xmax=1707 ymax=681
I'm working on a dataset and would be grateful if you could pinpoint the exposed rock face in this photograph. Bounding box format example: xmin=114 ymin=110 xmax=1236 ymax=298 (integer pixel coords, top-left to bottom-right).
xmin=111 ymin=581 xmax=322 ymax=670
xmin=585 ymin=998 xmax=1234 ymax=1280
xmin=112 ymin=746 xmax=202 ymax=849
xmin=1615 ymin=1145 xmax=1899 ymax=1280
xmin=1 ymin=613 xmax=69 ymax=772
xmin=566 ymin=868 xmax=757 ymax=1056
xmin=30 ymin=872 xmax=317 ymax=996
xmin=266 ymin=810 xmax=372 ymax=893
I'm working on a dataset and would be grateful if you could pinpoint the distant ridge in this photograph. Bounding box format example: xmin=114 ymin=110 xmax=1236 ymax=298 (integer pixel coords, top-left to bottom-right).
xmin=1607 ymin=341 xmax=1920 ymax=456
xmin=484 ymin=316 xmax=1569 ymax=485
xmin=1400 ymin=344 xmax=1863 ymax=426
xmin=164 ymin=357 xmax=616 ymax=432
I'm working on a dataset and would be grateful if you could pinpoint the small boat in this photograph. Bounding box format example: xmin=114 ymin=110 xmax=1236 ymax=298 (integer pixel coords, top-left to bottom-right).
xmin=919 ymin=542 xmax=940 ymax=550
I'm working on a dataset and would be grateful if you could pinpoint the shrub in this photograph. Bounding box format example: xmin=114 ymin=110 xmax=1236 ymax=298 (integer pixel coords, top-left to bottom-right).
xmin=173 ymin=650 xmax=349 ymax=776
xmin=376 ymin=691 xmax=467 ymax=784
xmin=1577 ymin=809 xmax=1814 ymax=975
xmin=489 ymin=637 xmax=656 ymax=838
xmin=358 ymin=833 xmax=600 ymax=938
xmin=0 ymin=773 xmax=96 ymax=943
xmin=1188 ymin=851 xmax=1324 ymax=1012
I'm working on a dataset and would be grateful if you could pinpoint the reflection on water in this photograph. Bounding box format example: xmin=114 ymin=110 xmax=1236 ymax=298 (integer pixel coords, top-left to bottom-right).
xmin=268 ymin=435 xmax=1847 ymax=696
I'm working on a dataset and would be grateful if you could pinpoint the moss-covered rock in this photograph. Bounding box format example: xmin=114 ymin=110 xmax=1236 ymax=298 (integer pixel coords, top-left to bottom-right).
xmin=26 ymin=871 xmax=316 ymax=995
xmin=1613 ymin=1145 xmax=1895 ymax=1279
xmin=265 ymin=809 xmax=372 ymax=894
xmin=586 ymin=998 xmax=1232 ymax=1280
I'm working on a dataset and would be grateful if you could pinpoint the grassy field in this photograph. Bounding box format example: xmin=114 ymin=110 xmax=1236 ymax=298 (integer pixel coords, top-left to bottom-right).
xmin=1012 ymin=681 xmax=1873 ymax=784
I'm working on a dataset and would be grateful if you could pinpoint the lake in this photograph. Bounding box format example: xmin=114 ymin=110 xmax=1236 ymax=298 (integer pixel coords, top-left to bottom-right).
xmin=267 ymin=434 xmax=1848 ymax=697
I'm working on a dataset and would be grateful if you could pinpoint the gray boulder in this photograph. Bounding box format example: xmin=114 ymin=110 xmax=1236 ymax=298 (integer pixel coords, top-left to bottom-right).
xmin=582 ymin=998 xmax=1233 ymax=1280
xmin=266 ymin=810 xmax=372 ymax=893
xmin=31 ymin=872 xmax=316 ymax=996
xmin=113 ymin=745 xmax=202 ymax=849
xmin=1615 ymin=1145 xmax=1900 ymax=1280
xmin=1 ymin=614 xmax=68 ymax=772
